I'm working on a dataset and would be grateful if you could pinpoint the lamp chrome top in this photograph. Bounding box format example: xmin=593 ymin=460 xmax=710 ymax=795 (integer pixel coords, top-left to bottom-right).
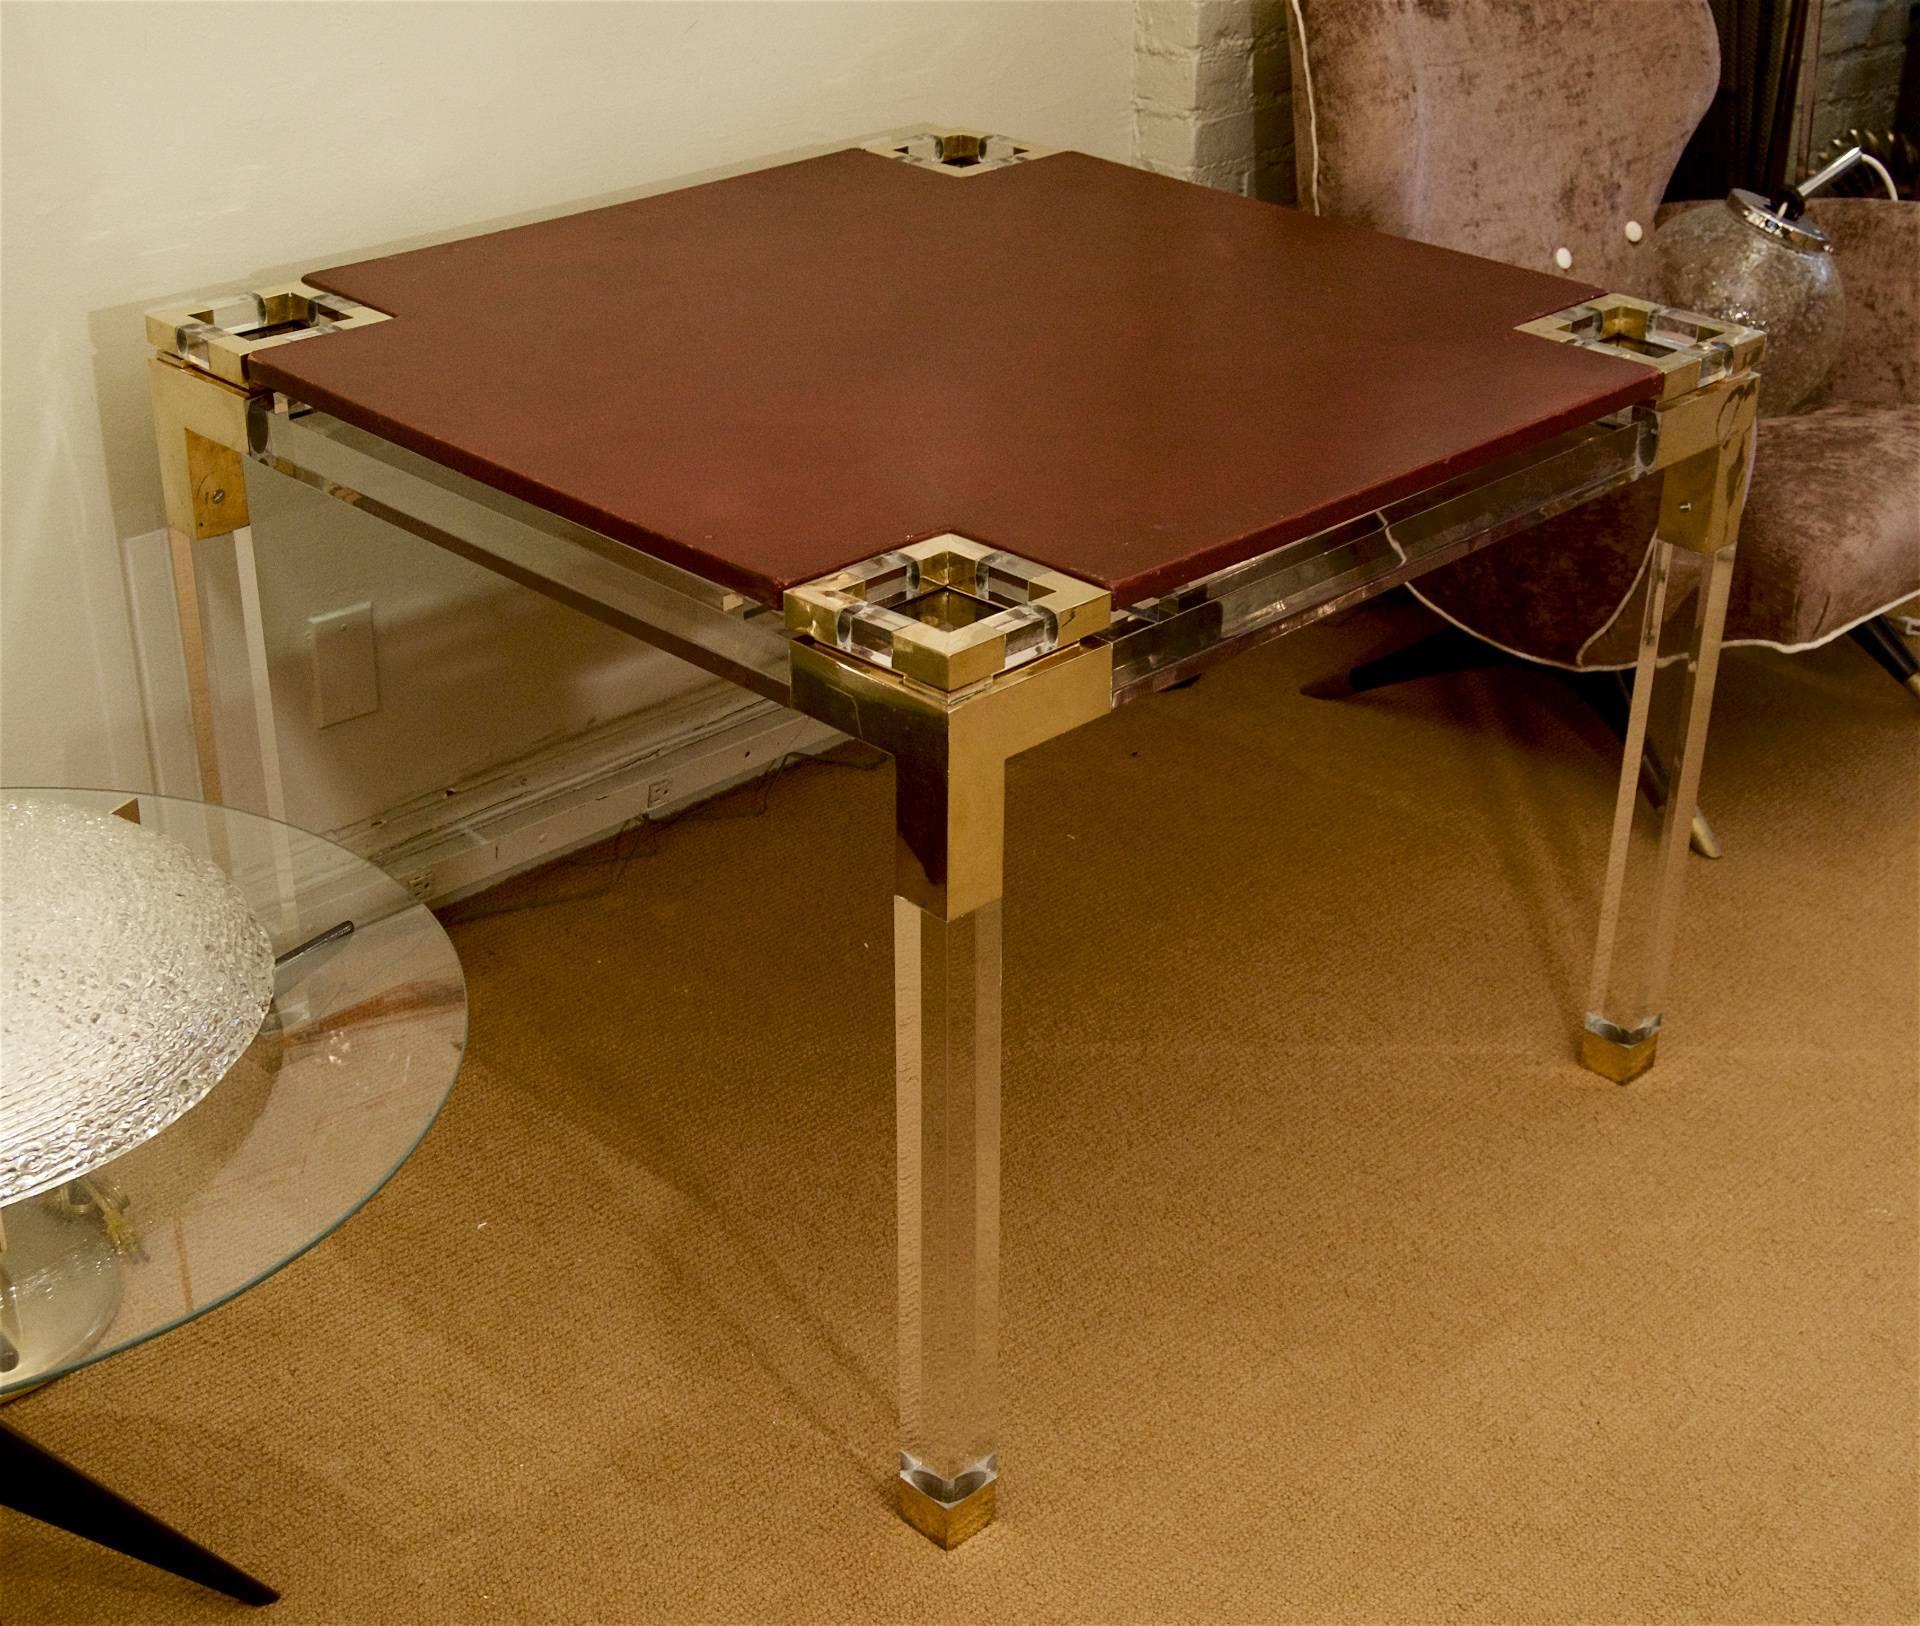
xmin=1725 ymin=188 xmax=1834 ymax=254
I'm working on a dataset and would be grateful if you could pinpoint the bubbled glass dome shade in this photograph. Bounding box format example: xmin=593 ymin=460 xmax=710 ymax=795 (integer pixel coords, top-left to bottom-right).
xmin=1655 ymin=191 xmax=1844 ymax=417
xmin=1 ymin=797 xmax=274 ymax=1205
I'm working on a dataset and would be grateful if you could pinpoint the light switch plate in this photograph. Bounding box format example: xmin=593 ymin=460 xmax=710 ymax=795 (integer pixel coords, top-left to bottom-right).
xmin=308 ymin=602 xmax=379 ymax=728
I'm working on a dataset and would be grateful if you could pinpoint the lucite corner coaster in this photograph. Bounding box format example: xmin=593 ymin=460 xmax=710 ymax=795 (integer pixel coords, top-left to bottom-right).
xmin=864 ymin=130 xmax=1043 ymax=175
xmin=0 ymin=798 xmax=274 ymax=1204
xmin=1516 ymin=294 xmax=1764 ymax=402
xmin=145 ymin=281 xmax=389 ymax=388
xmin=785 ymin=535 xmax=1109 ymax=692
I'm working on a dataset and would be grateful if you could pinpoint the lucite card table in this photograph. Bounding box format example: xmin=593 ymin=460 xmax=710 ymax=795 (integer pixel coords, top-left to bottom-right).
xmin=1 ymin=789 xmax=467 ymax=1602
xmin=145 ymin=130 xmax=1763 ymax=1548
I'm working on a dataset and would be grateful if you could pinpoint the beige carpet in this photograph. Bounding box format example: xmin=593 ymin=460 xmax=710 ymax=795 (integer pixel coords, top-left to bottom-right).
xmin=6 ymin=599 xmax=1916 ymax=1625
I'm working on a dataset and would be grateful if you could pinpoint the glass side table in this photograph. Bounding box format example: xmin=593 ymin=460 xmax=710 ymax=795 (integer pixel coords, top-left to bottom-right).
xmin=0 ymin=789 xmax=467 ymax=1605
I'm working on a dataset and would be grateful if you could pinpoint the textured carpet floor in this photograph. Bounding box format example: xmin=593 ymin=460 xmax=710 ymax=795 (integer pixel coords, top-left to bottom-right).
xmin=5 ymin=600 xmax=1916 ymax=1625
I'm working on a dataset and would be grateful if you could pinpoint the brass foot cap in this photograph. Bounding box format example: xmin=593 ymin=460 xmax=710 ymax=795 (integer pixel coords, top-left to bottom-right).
xmin=896 ymin=1467 xmax=996 ymax=1549
xmin=1580 ymin=1025 xmax=1659 ymax=1083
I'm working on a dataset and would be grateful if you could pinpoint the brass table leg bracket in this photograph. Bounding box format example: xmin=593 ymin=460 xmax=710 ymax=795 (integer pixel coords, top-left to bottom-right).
xmin=1517 ymin=293 xmax=1764 ymax=406
xmin=1521 ymin=294 xmax=1765 ymax=557
xmin=787 ymin=629 xmax=1113 ymax=922
xmin=147 ymin=280 xmax=388 ymax=541
xmin=148 ymin=355 xmax=262 ymax=544
xmin=787 ymin=538 xmax=1114 ymax=921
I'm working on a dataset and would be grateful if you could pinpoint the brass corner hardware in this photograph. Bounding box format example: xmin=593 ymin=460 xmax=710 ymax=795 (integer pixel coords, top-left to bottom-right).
xmin=146 ymin=282 xmax=388 ymax=388
xmin=148 ymin=354 xmax=259 ymax=539
xmin=789 ymin=637 xmax=1112 ymax=920
xmin=1523 ymin=295 xmax=1764 ymax=556
xmin=785 ymin=535 xmax=1109 ymax=694
xmin=1517 ymin=294 xmax=1765 ymax=402
xmin=863 ymin=130 xmax=1047 ymax=176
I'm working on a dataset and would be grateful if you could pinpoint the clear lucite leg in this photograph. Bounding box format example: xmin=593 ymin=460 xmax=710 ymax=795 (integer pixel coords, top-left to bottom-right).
xmin=894 ymin=892 xmax=1001 ymax=1547
xmin=1582 ymin=538 xmax=1737 ymax=1081
xmin=788 ymin=636 xmax=1107 ymax=1547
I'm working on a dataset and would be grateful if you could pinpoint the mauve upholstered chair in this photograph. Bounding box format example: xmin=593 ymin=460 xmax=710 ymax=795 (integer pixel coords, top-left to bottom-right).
xmin=1284 ymin=0 xmax=1920 ymax=692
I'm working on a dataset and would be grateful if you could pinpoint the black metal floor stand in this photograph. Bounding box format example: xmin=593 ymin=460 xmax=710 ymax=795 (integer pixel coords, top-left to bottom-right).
xmin=1849 ymin=613 xmax=1920 ymax=700
xmin=1302 ymin=623 xmax=1723 ymax=856
xmin=1301 ymin=622 xmax=1501 ymax=700
xmin=1567 ymin=667 xmax=1722 ymax=857
xmin=0 ymin=1419 xmax=278 ymax=1606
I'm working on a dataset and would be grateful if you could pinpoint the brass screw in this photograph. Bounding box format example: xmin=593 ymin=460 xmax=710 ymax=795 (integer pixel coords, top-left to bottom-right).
xmin=210 ymin=489 xmax=226 ymax=504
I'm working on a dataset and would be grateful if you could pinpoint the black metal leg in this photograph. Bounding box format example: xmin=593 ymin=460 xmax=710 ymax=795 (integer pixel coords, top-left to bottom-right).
xmin=1849 ymin=614 xmax=1920 ymax=700
xmin=1301 ymin=624 xmax=1514 ymax=698
xmin=1570 ymin=672 xmax=1672 ymax=802
xmin=1303 ymin=623 xmax=1724 ymax=856
xmin=0 ymin=1420 xmax=278 ymax=1606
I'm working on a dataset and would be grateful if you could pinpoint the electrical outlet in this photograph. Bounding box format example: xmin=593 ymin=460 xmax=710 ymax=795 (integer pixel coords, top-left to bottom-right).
xmin=404 ymin=870 xmax=434 ymax=903
xmin=646 ymin=775 xmax=672 ymax=811
xmin=308 ymin=602 xmax=379 ymax=728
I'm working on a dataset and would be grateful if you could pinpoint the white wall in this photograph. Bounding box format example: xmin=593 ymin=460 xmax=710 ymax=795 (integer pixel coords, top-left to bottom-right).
xmin=0 ymin=1 xmax=1133 ymax=832
xmin=1132 ymin=0 xmax=1294 ymax=200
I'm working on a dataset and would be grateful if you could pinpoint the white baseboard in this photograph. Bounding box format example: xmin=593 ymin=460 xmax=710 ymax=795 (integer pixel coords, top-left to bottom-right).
xmin=120 ymin=526 xmax=846 ymax=905
xmin=333 ymin=690 xmax=843 ymax=905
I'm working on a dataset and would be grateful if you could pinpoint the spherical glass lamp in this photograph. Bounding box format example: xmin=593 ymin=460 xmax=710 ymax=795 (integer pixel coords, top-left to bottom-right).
xmin=1654 ymin=145 xmax=1899 ymax=418
xmin=1656 ymin=189 xmax=1842 ymax=416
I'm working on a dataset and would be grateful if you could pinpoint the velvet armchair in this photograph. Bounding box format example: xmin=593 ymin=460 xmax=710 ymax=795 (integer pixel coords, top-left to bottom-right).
xmin=1285 ymin=0 xmax=1920 ymax=705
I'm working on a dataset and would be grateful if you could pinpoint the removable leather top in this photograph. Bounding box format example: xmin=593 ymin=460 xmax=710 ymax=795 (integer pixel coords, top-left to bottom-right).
xmin=253 ymin=148 xmax=1657 ymax=607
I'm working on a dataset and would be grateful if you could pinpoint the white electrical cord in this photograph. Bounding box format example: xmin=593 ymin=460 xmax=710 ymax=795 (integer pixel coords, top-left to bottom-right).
xmin=1857 ymin=151 xmax=1900 ymax=201
xmin=1286 ymin=0 xmax=1319 ymax=213
xmin=1798 ymin=144 xmax=1901 ymax=203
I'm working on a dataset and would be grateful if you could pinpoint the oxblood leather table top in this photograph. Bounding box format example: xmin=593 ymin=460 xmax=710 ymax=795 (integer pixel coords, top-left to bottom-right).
xmin=253 ymin=147 xmax=1657 ymax=609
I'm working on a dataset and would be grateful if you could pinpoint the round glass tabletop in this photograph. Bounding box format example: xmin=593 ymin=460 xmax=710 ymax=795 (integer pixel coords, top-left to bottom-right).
xmin=0 ymin=789 xmax=467 ymax=1395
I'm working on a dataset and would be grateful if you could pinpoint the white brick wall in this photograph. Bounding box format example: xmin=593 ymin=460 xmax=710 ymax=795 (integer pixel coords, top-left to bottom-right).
xmin=1810 ymin=0 xmax=1910 ymax=152
xmin=1131 ymin=0 xmax=1912 ymax=203
xmin=1132 ymin=0 xmax=1296 ymax=201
